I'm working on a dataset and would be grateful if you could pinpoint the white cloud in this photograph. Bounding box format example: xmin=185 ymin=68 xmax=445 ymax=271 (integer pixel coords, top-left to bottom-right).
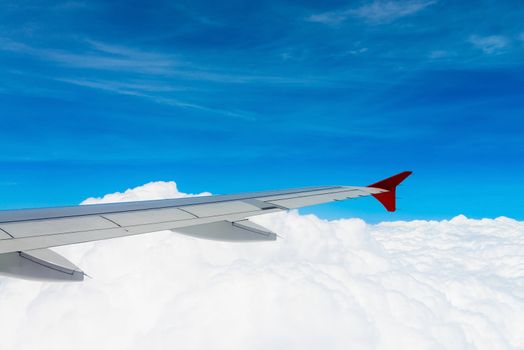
xmin=469 ymin=35 xmax=508 ymax=54
xmin=307 ymin=10 xmax=352 ymax=25
xmin=1 ymin=181 xmax=523 ymax=349
xmin=352 ymin=0 xmax=436 ymax=23
xmin=81 ymin=181 xmax=211 ymax=204
xmin=0 ymin=38 xmax=177 ymax=74
xmin=307 ymin=0 xmax=436 ymax=25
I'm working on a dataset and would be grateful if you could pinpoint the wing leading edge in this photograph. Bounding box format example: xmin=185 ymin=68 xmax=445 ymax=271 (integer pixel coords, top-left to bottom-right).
xmin=0 ymin=172 xmax=411 ymax=281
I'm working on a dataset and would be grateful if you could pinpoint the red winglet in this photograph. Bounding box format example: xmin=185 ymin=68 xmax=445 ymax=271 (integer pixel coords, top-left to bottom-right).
xmin=367 ymin=171 xmax=412 ymax=212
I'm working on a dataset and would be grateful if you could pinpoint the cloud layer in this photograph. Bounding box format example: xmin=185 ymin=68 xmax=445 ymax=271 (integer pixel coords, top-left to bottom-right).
xmin=0 ymin=181 xmax=523 ymax=349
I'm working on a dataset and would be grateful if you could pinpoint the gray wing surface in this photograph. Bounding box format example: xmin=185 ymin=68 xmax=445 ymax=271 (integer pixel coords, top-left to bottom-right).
xmin=0 ymin=186 xmax=383 ymax=254
xmin=0 ymin=171 xmax=411 ymax=281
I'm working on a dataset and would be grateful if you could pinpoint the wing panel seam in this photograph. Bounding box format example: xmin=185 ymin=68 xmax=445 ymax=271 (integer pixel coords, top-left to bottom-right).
xmin=0 ymin=227 xmax=14 ymax=238
xmin=176 ymin=207 xmax=200 ymax=219
xmin=99 ymin=215 xmax=123 ymax=228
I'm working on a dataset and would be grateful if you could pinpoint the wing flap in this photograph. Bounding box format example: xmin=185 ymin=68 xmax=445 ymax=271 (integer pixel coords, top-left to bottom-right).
xmin=0 ymin=249 xmax=84 ymax=281
xmin=173 ymin=219 xmax=277 ymax=242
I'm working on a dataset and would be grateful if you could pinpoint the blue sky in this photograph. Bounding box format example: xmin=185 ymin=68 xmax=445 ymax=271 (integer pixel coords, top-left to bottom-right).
xmin=0 ymin=0 xmax=523 ymax=221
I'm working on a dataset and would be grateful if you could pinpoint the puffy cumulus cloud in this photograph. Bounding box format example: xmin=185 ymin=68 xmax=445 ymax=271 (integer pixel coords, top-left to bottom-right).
xmin=81 ymin=181 xmax=211 ymax=204
xmin=0 ymin=181 xmax=523 ymax=350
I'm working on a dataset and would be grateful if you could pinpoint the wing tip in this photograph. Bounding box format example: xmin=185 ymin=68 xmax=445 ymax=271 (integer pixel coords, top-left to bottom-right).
xmin=367 ymin=171 xmax=412 ymax=212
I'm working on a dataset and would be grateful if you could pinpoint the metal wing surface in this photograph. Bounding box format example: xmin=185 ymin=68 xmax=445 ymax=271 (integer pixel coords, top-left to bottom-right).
xmin=0 ymin=171 xmax=411 ymax=281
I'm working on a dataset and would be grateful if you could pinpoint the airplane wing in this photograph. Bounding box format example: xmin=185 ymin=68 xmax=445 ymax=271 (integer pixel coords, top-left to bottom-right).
xmin=0 ymin=171 xmax=411 ymax=281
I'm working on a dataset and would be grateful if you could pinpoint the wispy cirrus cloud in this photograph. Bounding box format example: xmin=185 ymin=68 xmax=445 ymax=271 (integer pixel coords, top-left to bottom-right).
xmin=56 ymin=77 xmax=254 ymax=120
xmin=352 ymin=0 xmax=436 ymax=23
xmin=469 ymin=35 xmax=508 ymax=54
xmin=55 ymin=77 xmax=189 ymax=96
xmin=0 ymin=38 xmax=307 ymax=119
xmin=1 ymin=38 xmax=312 ymax=85
xmin=306 ymin=9 xmax=351 ymax=25
xmin=307 ymin=0 xmax=436 ymax=25
xmin=1 ymin=38 xmax=177 ymax=74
